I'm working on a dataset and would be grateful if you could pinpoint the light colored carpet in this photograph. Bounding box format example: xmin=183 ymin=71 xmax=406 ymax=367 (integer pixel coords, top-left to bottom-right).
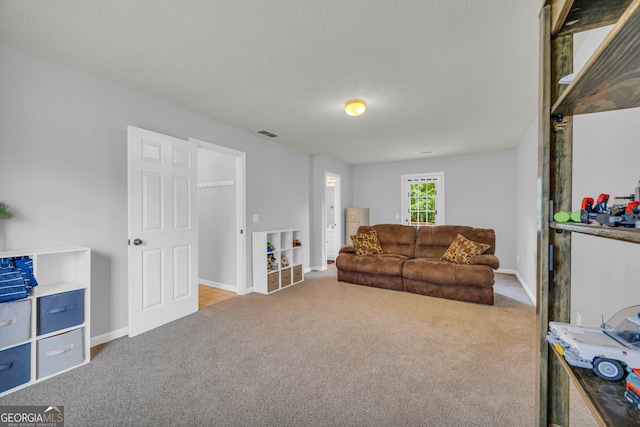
xmin=0 ymin=270 xmax=596 ymax=426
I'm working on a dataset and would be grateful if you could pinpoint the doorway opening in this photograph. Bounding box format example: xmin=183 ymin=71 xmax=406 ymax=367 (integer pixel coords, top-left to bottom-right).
xmin=323 ymin=172 xmax=341 ymax=270
xmin=198 ymin=284 xmax=236 ymax=309
xmin=193 ymin=139 xmax=247 ymax=303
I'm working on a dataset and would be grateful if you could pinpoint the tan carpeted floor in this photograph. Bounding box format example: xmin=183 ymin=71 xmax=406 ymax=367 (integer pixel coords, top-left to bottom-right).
xmin=0 ymin=269 xmax=597 ymax=426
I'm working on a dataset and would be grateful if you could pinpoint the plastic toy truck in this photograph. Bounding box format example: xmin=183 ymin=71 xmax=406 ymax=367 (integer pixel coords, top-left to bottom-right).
xmin=547 ymin=305 xmax=640 ymax=381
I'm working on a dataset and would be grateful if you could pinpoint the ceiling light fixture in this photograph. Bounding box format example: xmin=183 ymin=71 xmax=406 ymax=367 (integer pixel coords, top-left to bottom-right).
xmin=345 ymin=99 xmax=366 ymax=117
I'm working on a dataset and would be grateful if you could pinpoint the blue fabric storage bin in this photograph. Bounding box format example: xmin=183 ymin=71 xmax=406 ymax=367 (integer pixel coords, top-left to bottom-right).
xmin=0 ymin=299 xmax=31 ymax=348
xmin=37 ymin=289 xmax=84 ymax=335
xmin=0 ymin=343 xmax=31 ymax=393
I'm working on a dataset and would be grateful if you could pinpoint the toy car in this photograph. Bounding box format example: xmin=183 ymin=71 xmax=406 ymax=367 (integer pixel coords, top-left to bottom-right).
xmin=546 ymin=305 xmax=640 ymax=381
xmin=626 ymin=369 xmax=640 ymax=409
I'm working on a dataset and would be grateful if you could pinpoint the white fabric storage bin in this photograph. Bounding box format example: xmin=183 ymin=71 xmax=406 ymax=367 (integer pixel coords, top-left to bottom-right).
xmin=0 ymin=299 xmax=31 ymax=349
xmin=37 ymin=328 xmax=83 ymax=379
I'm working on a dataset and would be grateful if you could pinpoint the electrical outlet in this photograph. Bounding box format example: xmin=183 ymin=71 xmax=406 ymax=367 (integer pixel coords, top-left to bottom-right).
xmin=576 ymin=313 xmax=582 ymax=326
xmin=252 ymin=214 xmax=259 ymax=223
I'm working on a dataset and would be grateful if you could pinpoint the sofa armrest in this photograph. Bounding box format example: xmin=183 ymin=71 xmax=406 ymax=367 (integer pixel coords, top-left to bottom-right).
xmin=469 ymin=254 xmax=500 ymax=270
xmin=339 ymin=245 xmax=356 ymax=255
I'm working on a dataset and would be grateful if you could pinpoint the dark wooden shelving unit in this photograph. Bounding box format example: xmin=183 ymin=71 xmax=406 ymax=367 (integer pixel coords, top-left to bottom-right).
xmin=538 ymin=0 xmax=640 ymax=426
xmin=549 ymin=344 xmax=640 ymax=426
xmin=551 ymin=222 xmax=640 ymax=244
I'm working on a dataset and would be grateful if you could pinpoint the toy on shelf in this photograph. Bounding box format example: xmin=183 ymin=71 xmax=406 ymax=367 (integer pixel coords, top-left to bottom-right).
xmin=281 ymin=256 xmax=289 ymax=268
xmin=267 ymin=253 xmax=278 ymax=272
xmin=267 ymin=242 xmax=274 ymax=253
xmin=292 ymin=239 xmax=302 ymax=247
xmin=581 ymin=188 xmax=640 ymax=228
xmin=547 ymin=305 xmax=640 ymax=382
xmin=626 ymin=369 xmax=640 ymax=409
xmin=553 ymin=210 xmax=581 ymax=223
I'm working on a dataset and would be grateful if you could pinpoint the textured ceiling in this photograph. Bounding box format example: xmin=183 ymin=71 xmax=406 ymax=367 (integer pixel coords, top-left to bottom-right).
xmin=0 ymin=0 xmax=540 ymax=165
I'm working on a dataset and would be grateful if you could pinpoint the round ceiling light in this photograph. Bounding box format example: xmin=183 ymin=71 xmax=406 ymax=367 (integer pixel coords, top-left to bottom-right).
xmin=345 ymin=99 xmax=366 ymax=117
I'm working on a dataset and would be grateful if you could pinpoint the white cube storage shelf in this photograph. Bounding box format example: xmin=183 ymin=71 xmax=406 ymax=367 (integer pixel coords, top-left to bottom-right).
xmin=252 ymin=229 xmax=304 ymax=294
xmin=0 ymin=246 xmax=90 ymax=396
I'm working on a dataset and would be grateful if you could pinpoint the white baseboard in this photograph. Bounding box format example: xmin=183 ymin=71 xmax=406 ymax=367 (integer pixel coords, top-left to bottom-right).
xmin=199 ymin=279 xmax=237 ymax=293
xmin=90 ymin=327 xmax=128 ymax=348
xmin=497 ymin=269 xmax=536 ymax=305
xmin=514 ymin=271 xmax=536 ymax=305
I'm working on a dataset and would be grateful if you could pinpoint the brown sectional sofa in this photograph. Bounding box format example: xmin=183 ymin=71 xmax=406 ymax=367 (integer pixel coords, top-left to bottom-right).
xmin=335 ymin=224 xmax=499 ymax=305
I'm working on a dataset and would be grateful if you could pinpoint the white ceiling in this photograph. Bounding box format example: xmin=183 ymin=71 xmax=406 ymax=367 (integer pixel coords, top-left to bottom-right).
xmin=0 ymin=1 xmax=541 ymax=165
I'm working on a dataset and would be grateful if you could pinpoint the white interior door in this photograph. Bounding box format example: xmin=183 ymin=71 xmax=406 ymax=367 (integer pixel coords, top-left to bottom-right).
xmin=127 ymin=126 xmax=198 ymax=337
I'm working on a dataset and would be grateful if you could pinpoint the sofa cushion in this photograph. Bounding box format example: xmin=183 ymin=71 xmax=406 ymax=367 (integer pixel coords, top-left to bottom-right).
xmin=402 ymin=258 xmax=495 ymax=288
xmin=415 ymin=226 xmax=495 ymax=258
xmin=356 ymin=224 xmax=417 ymax=259
xmin=440 ymin=234 xmax=490 ymax=264
xmin=351 ymin=230 xmax=383 ymax=256
xmin=335 ymin=253 xmax=408 ymax=276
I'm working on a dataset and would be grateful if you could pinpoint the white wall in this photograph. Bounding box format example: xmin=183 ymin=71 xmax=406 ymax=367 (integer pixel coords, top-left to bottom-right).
xmin=571 ymin=107 xmax=640 ymax=326
xmin=352 ymin=151 xmax=517 ymax=270
xmin=0 ymin=43 xmax=317 ymax=338
xmin=515 ymin=119 xmax=539 ymax=302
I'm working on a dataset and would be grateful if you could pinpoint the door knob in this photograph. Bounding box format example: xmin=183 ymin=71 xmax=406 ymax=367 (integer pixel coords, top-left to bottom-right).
xmin=133 ymin=238 xmax=143 ymax=246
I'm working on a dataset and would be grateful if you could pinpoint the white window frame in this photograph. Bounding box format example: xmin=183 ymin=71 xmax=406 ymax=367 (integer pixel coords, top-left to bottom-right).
xmin=401 ymin=172 xmax=445 ymax=226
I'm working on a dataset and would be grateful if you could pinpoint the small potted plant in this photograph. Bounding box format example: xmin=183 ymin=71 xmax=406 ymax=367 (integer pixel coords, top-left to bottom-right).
xmin=0 ymin=201 xmax=13 ymax=219
xmin=0 ymin=201 xmax=11 ymax=251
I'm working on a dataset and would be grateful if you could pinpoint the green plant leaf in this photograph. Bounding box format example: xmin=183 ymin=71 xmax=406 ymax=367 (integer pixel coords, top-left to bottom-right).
xmin=0 ymin=201 xmax=13 ymax=219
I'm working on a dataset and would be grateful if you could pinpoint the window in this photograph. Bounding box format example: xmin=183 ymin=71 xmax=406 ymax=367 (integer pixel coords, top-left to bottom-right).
xmin=401 ymin=173 xmax=444 ymax=226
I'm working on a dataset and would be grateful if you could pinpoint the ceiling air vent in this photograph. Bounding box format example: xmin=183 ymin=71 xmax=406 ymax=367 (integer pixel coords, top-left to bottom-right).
xmin=256 ymin=130 xmax=279 ymax=138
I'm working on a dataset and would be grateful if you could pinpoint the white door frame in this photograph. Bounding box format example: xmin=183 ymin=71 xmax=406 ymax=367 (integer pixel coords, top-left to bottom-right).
xmin=322 ymin=172 xmax=341 ymax=270
xmin=190 ymin=139 xmax=247 ymax=295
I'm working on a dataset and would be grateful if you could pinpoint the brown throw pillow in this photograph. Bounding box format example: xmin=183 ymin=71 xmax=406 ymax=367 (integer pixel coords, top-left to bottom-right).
xmin=441 ymin=234 xmax=490 ymax=264
xmin=351 ymin=230 xmax=384 ymax=256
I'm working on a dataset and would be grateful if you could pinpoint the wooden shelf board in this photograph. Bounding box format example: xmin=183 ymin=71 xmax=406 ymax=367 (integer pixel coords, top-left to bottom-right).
xmin=551 ymin=0 xmax=640 ymax=116
xmin=550 ymin=344 xmax=640 ymax=426
xmin=551 ymin=222 xmax=640 ymax=243
xmin=553 ymin=0 xmax=633 ymax=36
